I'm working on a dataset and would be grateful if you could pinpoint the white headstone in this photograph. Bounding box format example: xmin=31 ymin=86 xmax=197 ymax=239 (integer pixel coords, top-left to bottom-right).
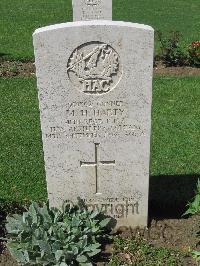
xmin=33 ymin=4 xmax=154 ymax=229
xmin=72 ymin=0 xmax=112 ymax=21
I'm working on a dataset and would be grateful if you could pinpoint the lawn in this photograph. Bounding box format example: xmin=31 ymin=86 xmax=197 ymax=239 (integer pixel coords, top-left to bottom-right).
xmin=0 ymin=0 xmax=200 ymax=60
xmin=0 ymin=78 xmax=47 ymax=203
xmin=0 ymin=76 xmax=199 ymax=203
xmin=151 ymin=76 xmax=200 ymax=176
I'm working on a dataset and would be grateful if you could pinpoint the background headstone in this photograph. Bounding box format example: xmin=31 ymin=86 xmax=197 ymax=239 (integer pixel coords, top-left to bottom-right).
xmin=72 ymin=0 xmax=112 ymax=21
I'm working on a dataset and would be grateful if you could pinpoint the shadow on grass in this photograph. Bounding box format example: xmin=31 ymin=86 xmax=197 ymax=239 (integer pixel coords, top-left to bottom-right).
xmin=0 ymin=52 xmax=10 ymax=58
xmin=149 ymin=174 xmax=200 ymax=221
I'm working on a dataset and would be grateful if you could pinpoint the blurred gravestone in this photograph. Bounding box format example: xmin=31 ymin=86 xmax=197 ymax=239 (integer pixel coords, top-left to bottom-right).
xmin=72 ymin=0 xmax=112 ymax=21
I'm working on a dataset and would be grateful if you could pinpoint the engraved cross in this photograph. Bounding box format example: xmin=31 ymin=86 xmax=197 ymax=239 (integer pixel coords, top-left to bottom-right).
xmin=80 ymin=143 xmax=115 ymax=194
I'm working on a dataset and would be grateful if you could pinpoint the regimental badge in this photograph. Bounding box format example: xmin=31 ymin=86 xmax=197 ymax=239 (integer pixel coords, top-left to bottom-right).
xmin=67 ymin=42 xmax=122 ymax=94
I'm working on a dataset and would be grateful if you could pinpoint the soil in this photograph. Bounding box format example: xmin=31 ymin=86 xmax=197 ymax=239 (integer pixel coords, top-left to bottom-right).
xmin=154 ymin=62 xmax=200 ymax=76
xmin=1 ymin=215 xmax=199 ymax=265
xmin=0 ymin=60 xmax=35 ymax=77
xmin=0 ymin=60 xmax=200 ymax=77
xmin=119 ymin=216 xmax=200 ymax=253
xmin=0 ymin=250 xmax=17 ymax=266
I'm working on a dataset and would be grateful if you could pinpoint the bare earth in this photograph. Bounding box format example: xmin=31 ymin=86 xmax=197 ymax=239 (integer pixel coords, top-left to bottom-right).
xmin=154 ymin=62 xmax=200 ymax=76
xmin=0 ymin=60 xmax=200 ymax=77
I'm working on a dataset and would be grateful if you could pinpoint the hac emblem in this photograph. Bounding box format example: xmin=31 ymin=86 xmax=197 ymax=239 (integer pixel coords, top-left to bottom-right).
xmin=67 ymin=42 xmax=122 ymax=95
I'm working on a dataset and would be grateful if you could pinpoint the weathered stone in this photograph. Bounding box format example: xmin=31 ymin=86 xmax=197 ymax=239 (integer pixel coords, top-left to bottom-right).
xmin=72 ymin=0 xmax=112 ymax=21
xmin=33 ymin=20 xmax=154 ymax=228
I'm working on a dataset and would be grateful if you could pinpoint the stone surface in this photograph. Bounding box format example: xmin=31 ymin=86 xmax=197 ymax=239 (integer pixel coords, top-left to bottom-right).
xmin=33 ymin=20 xmax=154 ymax=228
xmin=72 ymin=0 xmax=112 ymax=21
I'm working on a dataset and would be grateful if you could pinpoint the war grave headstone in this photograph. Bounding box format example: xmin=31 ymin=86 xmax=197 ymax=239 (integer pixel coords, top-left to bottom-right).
xmin=72 ymin=0 xmax=112 ymax=21
xmin=33 ymin=0 xmax=154 ymax=228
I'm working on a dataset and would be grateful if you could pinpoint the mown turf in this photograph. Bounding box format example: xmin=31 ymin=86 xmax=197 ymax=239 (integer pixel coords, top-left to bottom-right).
xmin=151 ymin=76 xmax=200 ymax=176
xmin=0 ymin=76 xmax=199 ymax=203
xmin=0 ymin=0 xmax=200 ymax=60
xmin=0 ymin=0 xmax=72 ymax=60
xmin=0 ymin=78 xmax=47 ymax=203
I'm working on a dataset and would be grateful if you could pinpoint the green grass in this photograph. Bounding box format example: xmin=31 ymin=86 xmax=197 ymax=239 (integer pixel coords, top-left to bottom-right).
xmin=0 ymin=76 xmax=199 ymax=203
xmin=0 ymin=0 xmax=72 ymax=60
xmin=108 ymin=236 xmax=187 ymax=265
xmin=114 ymin=0 xmax=200 ymax=45
xmin=151 ymin=76 xmax=200 ymax=176
xmin=0 ymin=78 xmax=47 ymax=203
xmin=0 ymin=0 xmax=200 ymax=60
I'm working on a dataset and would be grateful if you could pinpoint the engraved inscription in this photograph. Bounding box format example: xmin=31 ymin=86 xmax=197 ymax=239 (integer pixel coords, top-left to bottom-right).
xmin=45 ymin=100 xmax=145 ymax=140
xmin=81 ymin=0 xmax=102 ymax=20
xmin=80 ymin=143 xmax=115 ymax=194
xmin=67 ymin=42 xmax=122 ymax=94
xmin=85 ymin=0 xmax=100 ymax=6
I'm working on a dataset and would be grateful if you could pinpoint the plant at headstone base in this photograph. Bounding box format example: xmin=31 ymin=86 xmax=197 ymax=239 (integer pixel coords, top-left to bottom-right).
xmin=190 ymin=249 xmax=200 ymax=264
xmin=156 ymin=31 xmax=187 ymax=66
xmin=184 ymin=179 xmax=200 ymax=216
xmin=5 ymin=200 xmax=111 ymax=266
xmin=188 ymin=41 xmax=200 ymax=67
xmin=184 ymin=179 xmax=200 ymax=264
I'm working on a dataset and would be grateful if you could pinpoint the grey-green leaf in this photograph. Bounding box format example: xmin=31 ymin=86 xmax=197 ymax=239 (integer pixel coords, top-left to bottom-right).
xmin=77 ymin=255 xmax=88 ymax=263
xmin=99 ymin=218 xmax=110 ymax=227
